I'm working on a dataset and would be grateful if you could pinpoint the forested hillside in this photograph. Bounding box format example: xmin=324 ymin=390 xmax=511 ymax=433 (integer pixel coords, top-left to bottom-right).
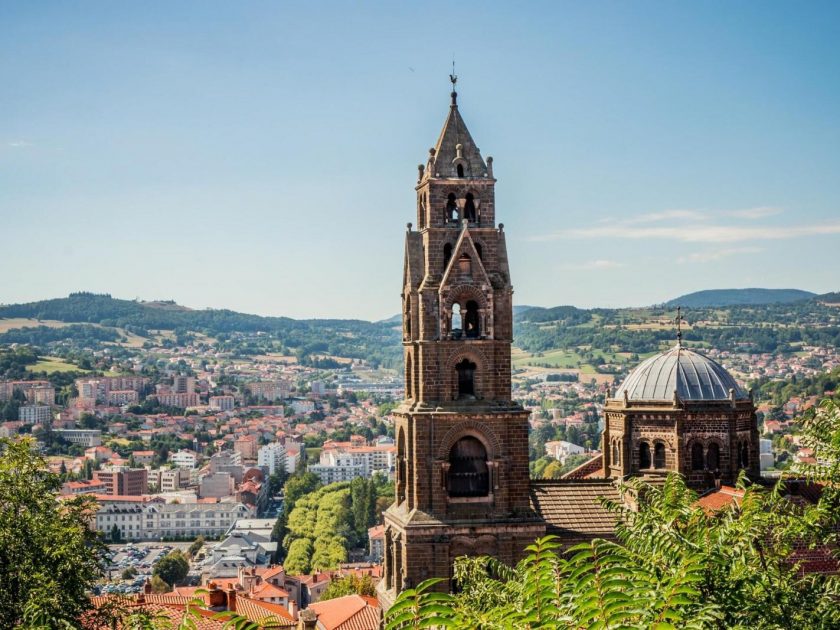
xmin=664 ymin=288 xmax=815 ymax=307
xmin=2 ymin=293 xmax=840 ymax=372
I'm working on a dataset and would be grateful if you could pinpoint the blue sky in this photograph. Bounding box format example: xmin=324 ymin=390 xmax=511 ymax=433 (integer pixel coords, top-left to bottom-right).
xmin=2 ymin=1 xmax=839 ymax=320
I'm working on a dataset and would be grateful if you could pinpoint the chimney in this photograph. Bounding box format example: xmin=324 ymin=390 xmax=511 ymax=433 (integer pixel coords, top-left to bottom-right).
xmin=204 ymin=582 xmax=227 ymax=610
xmin=288 ymin=599 xmax=298 ymax=620
xmin=144 ymin=579 xmax=152 ymax=595
xmin=225 ymin=586 xmax=237 ymax=612
xmin=297 ymin=609 xmax=317 ymax=630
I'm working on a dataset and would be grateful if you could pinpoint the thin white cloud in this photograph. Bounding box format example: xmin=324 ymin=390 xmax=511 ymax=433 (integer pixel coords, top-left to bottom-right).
xmin=676 ymin=246 xmax=764 ymax=264
xmin=7 ymin=140 xmax=33 ymax=148
xmin=726 ymin=206 xmax=782 ymax=219
xmin=558 ymin=259 xmax=625 ymax=271
xmin=624 ymin=209 xmax=709 ymax=224
xmin=538 ymin=222 xmax=840 ymax=243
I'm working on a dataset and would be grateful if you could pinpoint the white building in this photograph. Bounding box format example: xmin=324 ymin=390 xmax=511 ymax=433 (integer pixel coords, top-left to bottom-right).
xmin=170 ymin=449 xmax=198 ymax=469
xmin=257 ymin=442 xmax=287 ymax=476
xmin=107 ymin=390 xmax=139 ymax=405
xmin=53 ymin=428 xmax=102 ymax=447
xmin=759 ymin=438 xmax=774 ymax=471
xmin=18 ymin=404 xmax=53 ymax=424
xmin=544 ymin=440 xmax=586 ymax=463
xmin=155 ymin=468 xmax=191 ymax=492
xmin=291 ymin=400 xmax=315 ymax=415
xmin=94 ymin=496 xmax=254 ymax=540
xmin=209 ymin=395 xmax=235 ymax=412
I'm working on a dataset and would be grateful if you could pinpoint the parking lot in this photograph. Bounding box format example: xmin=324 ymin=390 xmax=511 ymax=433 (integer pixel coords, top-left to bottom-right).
xmin=99 ymin=541 xmax=194 ymax=595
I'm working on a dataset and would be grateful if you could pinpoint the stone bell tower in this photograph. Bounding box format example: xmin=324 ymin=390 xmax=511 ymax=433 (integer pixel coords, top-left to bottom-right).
xmin=378 ymin=79 xmax=544 ymax=608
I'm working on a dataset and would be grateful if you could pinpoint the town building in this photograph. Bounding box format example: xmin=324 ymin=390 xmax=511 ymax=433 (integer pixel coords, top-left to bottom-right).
xmin=107 ymin=390 xmax=139 ymax=405
xmin=209 ymin=395 xmax=235 ymax=411
xmin=246 ymin=380 xmax=291 ymax=402
xmin=170 ymin=449 xmax=198 ymax=469
xmin=53 ymin=428 xmax=102 ymax=447
xmin=0 ymin=380 xmax=54 ymax=404
xmin=257 ymin=442 xmax=287 ymax=476
xmin=93 ymin=495 xmax=254 ymax=540
xmin=544 ymin=440 xmax=586 ymax=463
xmin=94 ymin=466 xmax=149 ymax=496
xmin=18 ymin=403 xmax=53 ymax=424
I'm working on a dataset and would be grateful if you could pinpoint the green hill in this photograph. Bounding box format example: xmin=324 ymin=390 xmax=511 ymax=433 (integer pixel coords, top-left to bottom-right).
xmin=663 ymin=288 xmax=815 ymax=308
xmin=0 ymin=293 xmax=401 ymax=369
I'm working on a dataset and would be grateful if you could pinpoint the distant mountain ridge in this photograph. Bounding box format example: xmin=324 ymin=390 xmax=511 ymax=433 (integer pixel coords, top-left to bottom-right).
xmin=663 ymin=288 xmax=816 ymax=308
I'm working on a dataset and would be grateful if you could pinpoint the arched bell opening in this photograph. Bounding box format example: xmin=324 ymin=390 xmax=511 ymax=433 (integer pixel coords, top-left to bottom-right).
xmin=447 ymin=436 xmax=489 ymax=497
xmin=464 ymin=193 xmax=476 ymax=222
xmin=464 ymin=300 xmax=480 ymax=338
xmin=446 ymin=193 xmax=458 ymax=222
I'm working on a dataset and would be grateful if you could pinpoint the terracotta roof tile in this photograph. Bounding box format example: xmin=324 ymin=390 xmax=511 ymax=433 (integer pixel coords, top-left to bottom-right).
xmin=530 ymin=480 xmax=621 ymax=540
xmin=308 ymin=594 xmax=381 ymax=630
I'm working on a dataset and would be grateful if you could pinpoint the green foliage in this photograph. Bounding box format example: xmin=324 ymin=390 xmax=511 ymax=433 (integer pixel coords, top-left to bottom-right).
xmin=121 ymin=567 xmax=138 ymax=580
xmin=388 ymin=397 xmax=840 ymax=629
xmin=153 ymin=550 xmax=190 ymax=587
xmin=0 ymin=437 xmax=105 ymax=628
xmin=321 ymin=574 xmax=378 ymax=601
xmin=188 ymin=535 xmax=205 ymax=558
xmin=282 ymin=477 xmax=386 ymax=575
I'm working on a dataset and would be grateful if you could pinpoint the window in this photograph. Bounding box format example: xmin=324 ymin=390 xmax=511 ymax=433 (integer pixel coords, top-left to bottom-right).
xmin=458 ymin=253 xmax=472 ymax=275
xmin=397 ymin=430 xmax=406 ymax=504
xmin=451 ymin=304 xmax=462 ymax=336
xmin=448 ymin=437 xmax=489 ymax=497
xmin=446 ymin=193 xmax=458 ymax=222
xmin=456 ymin=163 xmax=465 ymax=178
xmin=739 ymin=442 xmax=749 ymax=469
xmin=639 ymin=442 xmax=651 ymax=469
xmin=456 ymin=358 xmax=476 ymax=398
xmin=443 ymin=243 xmax=452 ymax=270
xmin=464 ymin=193 xmax=476 ymax=221
xmin=654 ymin=443 xmax=666 ymax=469
xmin=612 ymin=442 xmax=620 ymax=466
xmin=405 ymin=358 xmax=413 ymax=399
xmin=706 ymin=443 xmax=720 ymax=471
xmin=464 ymin=300 xmax=480 ymax=338
xmin=691 ymin=443 xmax=704 ymax=470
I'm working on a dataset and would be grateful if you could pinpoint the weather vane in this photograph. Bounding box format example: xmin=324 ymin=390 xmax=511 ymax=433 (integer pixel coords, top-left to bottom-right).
xmin=450 ymin=58 xmax=457 ymax=88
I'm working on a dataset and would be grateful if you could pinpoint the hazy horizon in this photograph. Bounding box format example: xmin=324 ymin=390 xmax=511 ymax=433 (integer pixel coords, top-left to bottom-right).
xmin=3 ymin=2 xmax=840 ymax=319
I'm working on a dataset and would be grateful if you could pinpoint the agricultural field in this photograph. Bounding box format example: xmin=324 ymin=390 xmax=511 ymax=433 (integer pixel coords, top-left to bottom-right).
xmin=25 ymin=356 xmax=89 ymax=374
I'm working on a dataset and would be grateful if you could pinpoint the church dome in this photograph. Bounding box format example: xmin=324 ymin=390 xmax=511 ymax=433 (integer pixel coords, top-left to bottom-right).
xmin=613 ymin=344 xmax=748 ymax=402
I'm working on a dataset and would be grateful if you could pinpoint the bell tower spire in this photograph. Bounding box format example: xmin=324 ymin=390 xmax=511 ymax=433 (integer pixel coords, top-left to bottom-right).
xmin=379 ymin=82 xmax=544 ymax=609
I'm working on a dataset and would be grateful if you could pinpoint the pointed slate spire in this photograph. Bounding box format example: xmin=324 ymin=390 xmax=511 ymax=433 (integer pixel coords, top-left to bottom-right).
xmin=430 ymin=78 xmax=487 ymax=178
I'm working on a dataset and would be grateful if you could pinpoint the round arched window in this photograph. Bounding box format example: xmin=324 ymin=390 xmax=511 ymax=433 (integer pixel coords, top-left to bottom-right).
xmin=447 ymin=437 xmax=489 ymax=497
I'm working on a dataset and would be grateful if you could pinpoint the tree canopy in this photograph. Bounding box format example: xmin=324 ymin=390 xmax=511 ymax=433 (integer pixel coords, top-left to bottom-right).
xmin=0 ymin=437 xmax=104 ymax=628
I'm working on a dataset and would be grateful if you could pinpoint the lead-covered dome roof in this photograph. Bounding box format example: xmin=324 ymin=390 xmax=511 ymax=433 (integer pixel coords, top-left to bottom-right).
xmin=613 ymin=344 xmax=748 ymax=402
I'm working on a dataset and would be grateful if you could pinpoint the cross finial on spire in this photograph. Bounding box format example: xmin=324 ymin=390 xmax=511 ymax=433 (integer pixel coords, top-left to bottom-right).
xmin=449 ymin=59 xmax=458 ymax=106
xmin=675 ymin=306 xmax=683 ymax=346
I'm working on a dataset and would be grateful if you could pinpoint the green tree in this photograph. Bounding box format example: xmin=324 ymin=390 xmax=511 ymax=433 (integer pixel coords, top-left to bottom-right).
xmin=321 ymin=574 xmax=377 ymax=601
xmin=121 ymin=567 xmax=138 ymax=580
xmin=149 ymin=575 xmax=170 ymax=594
xmin=188 ymin=535 xmax=205 ymax=558
xmin=110 ymin=524 xmax=122 ymax=543
xmin=153 ymin=550 xmax=189 ymax=588
xmin=0 ymin=437 xmax=104 ymax=628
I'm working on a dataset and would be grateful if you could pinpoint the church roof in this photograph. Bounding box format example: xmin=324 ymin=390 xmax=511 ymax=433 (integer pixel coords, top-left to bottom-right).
xmin=430 ymin=91 xmax=487 ymax=178
xmin=613 ymin=344 xmax=748 ymax=402
xmin=530 ymin=480 xmax=622 ymax=540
